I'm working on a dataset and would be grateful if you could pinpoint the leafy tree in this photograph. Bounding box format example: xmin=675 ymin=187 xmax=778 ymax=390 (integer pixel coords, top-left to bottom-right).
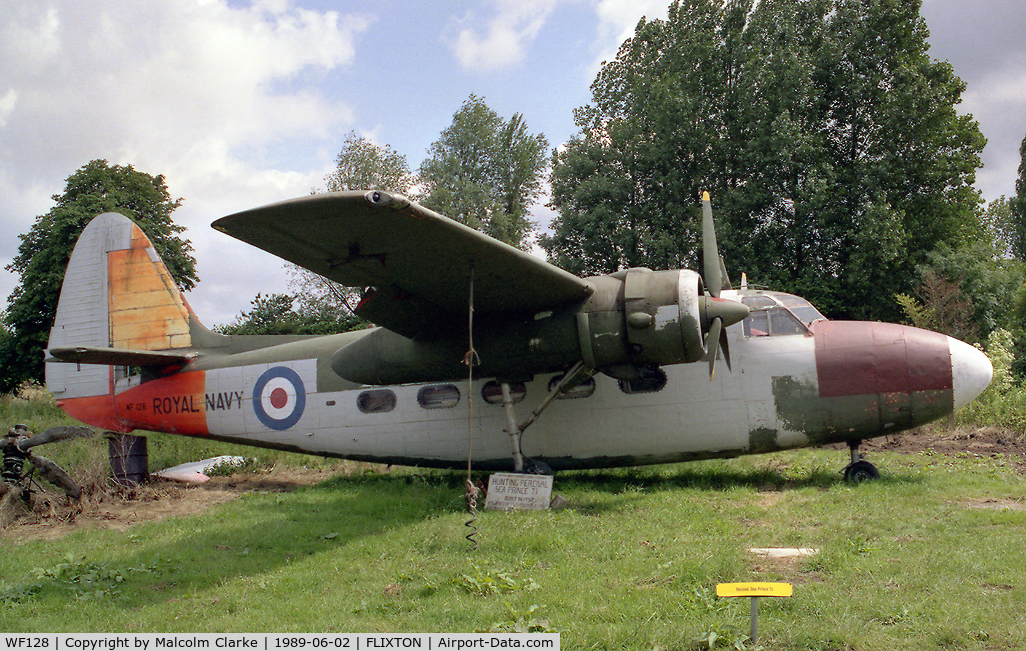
xmin=981 ymin=197 xmax=1018 ymax=260
xmin=543 ymin=0 xmax=985 ymax=322
xmin=895 ymin=269 xmax=979 ymax=344
xmin=2 ymin=160 xmax=197 ymax=392
xmin=420 ymin=95 xmax=548 ymax=249
xmin=283 ymin=132 xmax=419 ymax=329
xmin=217 ymin=293 xmax=357 ymax=335
xmin=322 ymin=131 xmax=418 ymax=196
xmin=1012 ymin=132 xmax=1026 ymax=260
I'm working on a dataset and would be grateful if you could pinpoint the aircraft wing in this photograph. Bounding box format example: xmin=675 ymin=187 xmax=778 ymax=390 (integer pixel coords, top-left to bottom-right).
xmin=212 ymin=191 xmax=594 ymax=338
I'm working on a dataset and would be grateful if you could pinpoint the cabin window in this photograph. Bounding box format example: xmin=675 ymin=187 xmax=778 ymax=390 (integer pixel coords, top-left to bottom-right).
xmin=618 ymin=367 xmax=667 ymax=394
xmin=482 ymin=381 xmax=526 ymax=405
xmin=548 ymin=375 xmax=596 ymax=399
xmin=357 ymin=389 xmax=397 ymax=414
xmin=418 ymin=384 xmax=460 ymax=409
xmin=742 ymin=295 xmax=777 ymax=309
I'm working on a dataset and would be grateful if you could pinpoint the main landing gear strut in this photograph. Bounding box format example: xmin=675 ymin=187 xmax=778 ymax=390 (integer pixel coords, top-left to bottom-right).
xmin=497 ymin=362 xmax=595 ymax=475
xmin=843 ymin=439 xmax=880 ymax=483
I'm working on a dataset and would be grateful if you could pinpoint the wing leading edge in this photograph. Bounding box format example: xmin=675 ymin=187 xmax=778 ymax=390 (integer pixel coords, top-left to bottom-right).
xmin=212 ymin=191 xmax=594 ymax=338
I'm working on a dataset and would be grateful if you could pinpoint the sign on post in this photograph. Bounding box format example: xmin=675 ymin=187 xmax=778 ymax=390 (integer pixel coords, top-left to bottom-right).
xmin=485 ymin=473 xmax=553 ymax=510
xmin=716 ymin=582 xmax=792 ymax=644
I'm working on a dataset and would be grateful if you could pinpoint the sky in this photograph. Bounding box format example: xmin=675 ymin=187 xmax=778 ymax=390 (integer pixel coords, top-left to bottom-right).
xmin=2 ymin=0 xmax=1024 ymax=328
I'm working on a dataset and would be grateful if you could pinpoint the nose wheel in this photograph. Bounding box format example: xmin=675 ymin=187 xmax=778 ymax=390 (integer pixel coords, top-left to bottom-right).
xmin=843 ymin=440 xmax=879 ymax=483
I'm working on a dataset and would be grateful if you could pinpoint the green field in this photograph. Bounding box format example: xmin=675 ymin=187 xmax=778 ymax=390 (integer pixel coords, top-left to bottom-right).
xmin=3 ymin=397 xmax=1026 ymax=651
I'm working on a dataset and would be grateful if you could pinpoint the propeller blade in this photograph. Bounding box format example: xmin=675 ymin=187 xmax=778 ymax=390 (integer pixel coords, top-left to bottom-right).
xmin=706 ymin=317 xmax=723 ymax=380
xmin=28 ymin=454 xmax=83 ymax=500
xmin=720 ymin=325 xmax=732 ymax=373
xmin=17 ymin=426 xmax=94 ymax=450
xmin=702 ymin=191 xmax=721 ymax=299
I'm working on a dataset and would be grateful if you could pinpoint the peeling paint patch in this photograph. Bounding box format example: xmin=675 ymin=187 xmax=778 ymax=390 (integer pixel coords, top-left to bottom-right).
xmin=771 ymin=375 xmax=820 ymax=432
xmin=748 ymin=427 xmax=779 ymax=453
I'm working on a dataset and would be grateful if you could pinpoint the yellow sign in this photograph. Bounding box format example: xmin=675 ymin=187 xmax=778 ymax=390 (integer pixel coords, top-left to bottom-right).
xmin=716 ymin=582 xmax=793 ymax=598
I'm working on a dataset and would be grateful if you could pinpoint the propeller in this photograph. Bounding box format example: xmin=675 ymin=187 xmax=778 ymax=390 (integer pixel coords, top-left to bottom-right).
xmin=16 ymin=426 xmax=94 ymax=451
xmin=2 ymin=425 xmax=91 ymax=501
xmin=700 ymin=191 xmax=748 ymax=379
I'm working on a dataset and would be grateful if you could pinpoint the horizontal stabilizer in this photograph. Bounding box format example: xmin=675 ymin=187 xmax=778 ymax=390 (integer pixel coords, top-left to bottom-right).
xmin=49 ymin=346 xmax=196 ymax=368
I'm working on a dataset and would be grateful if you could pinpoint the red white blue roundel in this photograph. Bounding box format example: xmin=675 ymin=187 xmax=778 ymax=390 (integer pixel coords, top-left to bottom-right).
xmin=252 ymin=366 xmax=306 ymax=431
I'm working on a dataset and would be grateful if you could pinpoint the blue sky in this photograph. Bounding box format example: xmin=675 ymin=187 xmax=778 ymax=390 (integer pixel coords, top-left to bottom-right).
xmin=2 ymin=0 xmax=1024 ymax=327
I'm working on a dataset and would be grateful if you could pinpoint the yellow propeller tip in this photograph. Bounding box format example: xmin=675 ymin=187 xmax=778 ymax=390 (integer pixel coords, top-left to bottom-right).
xmin=702 ymin=191 xmax=710 ymax=202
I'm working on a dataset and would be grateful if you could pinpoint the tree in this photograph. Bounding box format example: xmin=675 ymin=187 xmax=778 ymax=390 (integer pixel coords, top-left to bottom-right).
xmin=420 ymin=95 xmax=548 ymax=249
xmin=543 ymin=0 xmax=985 ymax=321
xmin=322 ymin=131 xmax=418 ymax=196
xmin=283 ymin=133 xmax=419 ymax=328
xmin=217 ymin=293 xmax=357 ymax=335
xmin=895 ymin=269 xmax=979 ymax=344
xmin=1012 ymin=132 xmax=1026 ymax=261
xmin=2 ymin=160 xmax=197 ymax=392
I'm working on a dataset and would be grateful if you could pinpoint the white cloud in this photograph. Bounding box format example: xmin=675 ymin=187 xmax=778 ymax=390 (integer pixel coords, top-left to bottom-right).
xmin=0 ymin=89 xmax=17 ymax=127
xmin=451 ymin=0 xmax=561 ymax=71
xmin=0 ymin=0 xmax=373 ymax=324
xmin=958 ymin=59 xmax=1026 ymax=201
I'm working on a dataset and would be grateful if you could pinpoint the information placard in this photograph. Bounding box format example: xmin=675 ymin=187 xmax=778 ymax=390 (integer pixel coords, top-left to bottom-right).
xmin=716 ymin=582 xmax=793 ymax=597
xmin=485 ymin=473 xmax=553 ymax=510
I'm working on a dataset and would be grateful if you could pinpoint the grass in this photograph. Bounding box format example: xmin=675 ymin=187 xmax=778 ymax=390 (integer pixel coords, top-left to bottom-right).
xmin=5 ymin=388 xmax=1026 ymax=647
xmin=2 ymin=442 xmax=1026 ymax=649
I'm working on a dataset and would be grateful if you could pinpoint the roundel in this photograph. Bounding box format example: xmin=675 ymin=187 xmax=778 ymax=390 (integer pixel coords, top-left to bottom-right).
xmin=252 ymin=366 xmax=306 ymax=431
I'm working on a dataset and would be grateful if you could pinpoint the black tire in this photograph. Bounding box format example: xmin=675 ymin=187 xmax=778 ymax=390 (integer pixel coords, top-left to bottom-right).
xmin=844 ymin=460 xmax=879 ymax=483
xmin=522 ymin=458 xmax=553 ymax=476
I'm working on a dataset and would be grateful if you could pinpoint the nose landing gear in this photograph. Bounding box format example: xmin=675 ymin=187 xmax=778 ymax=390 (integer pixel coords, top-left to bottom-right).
xmin=843 ymin=439 xmax=879 ymax=483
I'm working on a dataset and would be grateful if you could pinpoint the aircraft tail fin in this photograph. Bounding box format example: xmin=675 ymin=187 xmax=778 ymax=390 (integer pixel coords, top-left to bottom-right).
xmin=46 ymin=212 xmax=209 ymax=402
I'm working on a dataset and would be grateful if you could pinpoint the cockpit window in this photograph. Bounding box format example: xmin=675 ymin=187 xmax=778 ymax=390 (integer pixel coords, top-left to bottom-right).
xmin=769 ymin=308 xmax=807 ymax=335
xmin=741 ymin=295 xmax=777 ymax=309
xmin=741 ymin=291 xmax=824 ymax=337
xmin=773 ymin=293 xmax=826 ymax=325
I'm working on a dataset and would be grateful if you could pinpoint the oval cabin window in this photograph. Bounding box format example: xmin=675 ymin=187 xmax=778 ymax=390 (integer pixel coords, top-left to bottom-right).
xmin=481 ymin=381 xmax=526 ymax=405
xmin=548 ymin=375 xmax=596 ymax=399
xmin=357 ymin=389 xmax=397 ymax=414
xmin=618 ymin=367 xmax=667 ymax=394
xmin=418 ymin=384 xmax=460 ymax=409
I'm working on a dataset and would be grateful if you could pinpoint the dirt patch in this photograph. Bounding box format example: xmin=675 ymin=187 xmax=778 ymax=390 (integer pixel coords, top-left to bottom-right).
xmin=963 ymin=498 xmax=1026 ymax=511
xmin=0 ymin=467 xmax=338 ymax=544
xmin=836 ymin=426 xmax=1026 ymax=470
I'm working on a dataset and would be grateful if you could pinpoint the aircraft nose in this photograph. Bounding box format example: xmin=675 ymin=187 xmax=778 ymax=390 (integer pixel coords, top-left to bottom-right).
xmin=949 ymin=337 xmax=993 ymax=410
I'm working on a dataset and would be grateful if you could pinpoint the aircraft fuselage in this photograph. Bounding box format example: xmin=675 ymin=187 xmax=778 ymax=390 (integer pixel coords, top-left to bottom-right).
xmin=55 ymin=290 xmax=989 ymax=471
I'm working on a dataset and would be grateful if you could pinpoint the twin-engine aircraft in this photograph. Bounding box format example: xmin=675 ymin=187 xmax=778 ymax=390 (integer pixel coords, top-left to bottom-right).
xmin=45 ymin=191 xmax=993 ymax=481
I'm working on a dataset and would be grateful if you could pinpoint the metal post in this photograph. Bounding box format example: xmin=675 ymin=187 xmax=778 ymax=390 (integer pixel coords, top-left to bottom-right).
xmin=750 ymin=596 xmax=759 ymax=644
xmin=500 ymin=382 xmax=524 ymax=472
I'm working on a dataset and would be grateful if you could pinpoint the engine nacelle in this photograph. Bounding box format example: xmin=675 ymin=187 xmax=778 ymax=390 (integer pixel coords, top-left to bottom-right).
xmin=578 ymin=268 xmax=707 ymax=372
xmin=331 ymin=267 xmax=737 ymax=387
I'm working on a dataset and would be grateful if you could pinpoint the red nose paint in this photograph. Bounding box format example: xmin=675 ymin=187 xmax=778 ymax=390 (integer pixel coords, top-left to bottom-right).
xmin=812 ymin=321 xmax=952 ymax=398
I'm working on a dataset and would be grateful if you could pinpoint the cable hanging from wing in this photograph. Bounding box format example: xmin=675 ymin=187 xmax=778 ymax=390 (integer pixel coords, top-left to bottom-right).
xmin=463 ymin=261 xmax=481 ymax=551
